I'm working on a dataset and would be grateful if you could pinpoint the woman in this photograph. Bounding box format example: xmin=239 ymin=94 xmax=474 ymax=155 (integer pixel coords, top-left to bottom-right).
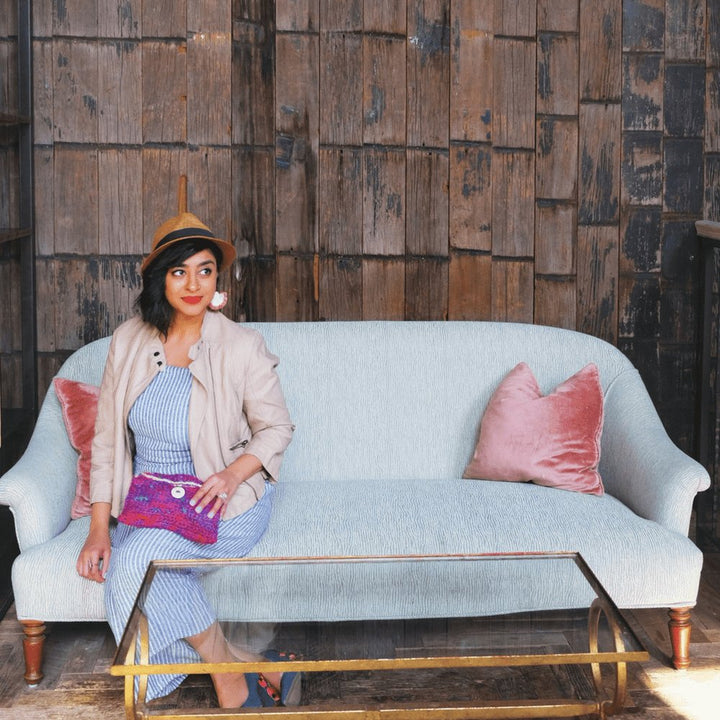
xmin=76 ymin=210 xmax=296 ymax=708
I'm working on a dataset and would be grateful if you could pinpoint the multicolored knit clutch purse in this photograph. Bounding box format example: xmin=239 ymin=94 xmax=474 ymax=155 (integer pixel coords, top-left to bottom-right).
xmin=117 ymin=472 xmax=219 ymax=544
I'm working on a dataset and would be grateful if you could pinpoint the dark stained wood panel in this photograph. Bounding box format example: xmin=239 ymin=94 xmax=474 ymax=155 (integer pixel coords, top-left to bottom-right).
xmin=53 ymin=39 xmax=98 ymax=143
xmin=406 ymin=148 xmax=449 ymax=256
xmin=493 ymin=39 xmax=535 ymax=149
xmin=536 ymin=117 xmax=578 ymax=200
xmin=622 ymin=53 xmax=663 ymax=132
xmin=491 ymin=259 xmax=534 ymax=322
xmin=407 ymin=0 xmax=450 ymax=148
xmin=621 ymin=131 xmax=662 ymax=207
xmin=98 ymin=149 xmax=143 ymax=255
xmin=449 ymin=144 xmax=492 ymax=251
xmin=320 ymin=32 xmax=363 ymax=146
xmin=362 ymin=258 xmax=405 ymax=319
xmin=98 ymin=41 xmax=142 ymax=145
xmin=232 ymin=147 xmax=275 ymax=256
xmin=363 ymin=148 xmax=405 ymax=256
xmin=537 ymin=33 xmax=578 ymax=117
xmin=620 ymin=206 xmax=661 ymax=275
xmin=275 ymin=255 xmax=317 ymax=321
xmin=665 ymin=0 xmax=705 ymax=60
xmin=535 ymin=202 xmax=575 ymax=276
xmin=492 ymin=150 xmax=534 ymax=257
xmin=448 ymin=251 xmax=491 ymax=320
xmin=579 ymin=0 xmax=621 ymax=101
xmin=319 ymin=148 xmax=362 ymax=255
xmin=577 ymin=224 xmax=618 ymax=343
xmin=275 ymin=33 xmax=319 ymax=253
xmin=450 ymin=1 xmax=493 ymax=143
xmin=141 ymin=41 xmax=187 ymax=143
xmin=363 ymin=36 xmax=406 ymax=146
xmin=706 ymin=69 xmax=720 ymax=153
xmin=318 ymin=256 xmax=362 ymax=320
xmin=245 ymin=256 xmax=276 ymax=322
xmin=406 ymin=257 xmax=448 ymax=319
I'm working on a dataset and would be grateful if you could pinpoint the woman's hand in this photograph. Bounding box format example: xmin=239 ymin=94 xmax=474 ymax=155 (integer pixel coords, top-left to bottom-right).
xmin=76 ymin=502 xmax=112 ymax=583
xmin=191 ymin=454 xmax=263 ymax=519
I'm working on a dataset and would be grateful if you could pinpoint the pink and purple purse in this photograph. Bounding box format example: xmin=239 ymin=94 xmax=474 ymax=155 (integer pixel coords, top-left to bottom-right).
xmin=117 ymin=472 xmax=219 ymax=544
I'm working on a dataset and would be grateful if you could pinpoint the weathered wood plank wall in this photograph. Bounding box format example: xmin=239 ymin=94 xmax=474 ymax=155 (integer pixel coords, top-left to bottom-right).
xmin=1 ymin=0 xmax=719 ymax=468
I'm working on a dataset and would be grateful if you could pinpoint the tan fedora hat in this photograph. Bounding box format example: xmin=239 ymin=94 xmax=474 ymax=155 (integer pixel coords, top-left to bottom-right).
xmin=140 ymin=176 xmax=237 ymax=273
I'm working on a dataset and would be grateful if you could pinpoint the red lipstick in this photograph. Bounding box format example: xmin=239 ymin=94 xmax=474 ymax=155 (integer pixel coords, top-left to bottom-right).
xmin=182 ymin=296 xmax=202 ymax=305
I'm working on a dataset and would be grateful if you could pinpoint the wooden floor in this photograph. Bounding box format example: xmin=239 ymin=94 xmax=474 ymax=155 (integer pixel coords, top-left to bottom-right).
xmin=0 ymin=554 xmax=718 ymax=720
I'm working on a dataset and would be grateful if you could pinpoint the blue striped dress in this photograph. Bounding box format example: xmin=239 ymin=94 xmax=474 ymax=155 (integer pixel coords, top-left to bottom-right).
xmin=105 ymin=365 xmax=274 ymax=700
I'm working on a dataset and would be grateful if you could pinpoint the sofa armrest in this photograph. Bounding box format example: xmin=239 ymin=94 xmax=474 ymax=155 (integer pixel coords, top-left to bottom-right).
xmin=600 ymin=368 xmax=710 ymax=537
xmin=0 ymin=391 xmax=77 ymax=551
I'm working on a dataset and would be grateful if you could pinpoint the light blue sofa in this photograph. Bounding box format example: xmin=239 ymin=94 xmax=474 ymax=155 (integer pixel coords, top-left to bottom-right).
xmin=0 ymin=321 xmax=710 ymax=684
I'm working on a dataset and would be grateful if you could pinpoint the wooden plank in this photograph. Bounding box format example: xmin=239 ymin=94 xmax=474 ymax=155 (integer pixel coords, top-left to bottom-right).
xmin=578 ymin=102 xmax=621 ymax=225
xmin=98 ymin=41 xmax=141 ymax=144
xmin=0 ymin=354 xmax=22 ymax=407
xmin=362 ymin=258 xmax=405 ymax=319
xmin=707 ymin=69 xmax=720 ymax=153
xmin=32 ymin=0 xmax=53 ymax=37
xmin=188 ymin=0 xmax=228 ymax=32
xmin=318 ymin=256 xmax=362 ymax=320
xmin=620 ymin=206 xmax=661 ymax=274
xmin=621 ymin=0 xmax=664 ymax=51
xmin=449 ymin=144 xmax=492 ymax=251
xmin=537 ymin=33 xmax=578 ymax=117
xmin=709 ymin=0 xmax=720 ymax=67
xmin=319 ymin=148 xmax=362 ymax=254
xmin=364 ymin=1 xmax=406 ymax=34
xmin=187 ymin=29 xmax=232 ymax=145
xmin=232 ymin=8 xmax=276 ymax=146
xmin=406 ymin=149 xmax=449 ymax=256
xmin=98 ymin=148 xmax=143 ymax=255
xmin=535 ymin=201 xmax=575 ymax=275
xmin=491 ymin=259 xmax=533 ymax=323
xmin=622 ymin=53 xmax=663 ymax=131
xmin=53 ymin=39 xmax=98 ymax=143
xmin=405 ymin=257 xmax=448 ymax=320
xmin=52 ymin=0 xmax=98 ymax=37
xmin=142 ymin=41 xmax=187 ymax=143
xmin=705 ymin=154 xmax=720 ymax=220
xmin=98 ymin=0 xmax=141 ymax=38
xmin=32 ymin=40 xmax=54 ymax=145
xmin=232 ymin=147 xmax=275 ymax=257
xmin=275 ymin=33 xmax=319 ymax=253
xmin=494 ymin=0 xmax=536 ymax=37
xmin=450 ymin=0 xmax=493 ymax=142
xmin=0 ymin=254 xmax=22 ymax=349
xmin=54 ymin=146 xmax=98 ymax=255
xmin=448 ymin=251 xmax=491 ymax=320
xmin=142 ymin=0 xmax=186 ymax=38
xmin=577 ymin=225 xmax=618 ymax=343
xmin=663 ymin=138 xmax=703 ymax=214
xmin=579 ymin=0 xmax=621 ymax=101
xmin=491 ymin=150 xmax=534 ymax=257
xmin=621 ymin=131 xmax=662 ymax=207
xmin=538 ymin=0 xmax=579 ymax=32
xmin=363 ymin=35 xmax=406 ymax=146
xmin=275 ymin=254 xmax=317 ymax=321
xmin=320 ymin=0 xmax=362 ymax=31
xmin=34 ymin=147 xmax=54 ymax=256
xmin=186 ymin=146 xmax=233 ymax=244
xmin=320 ymin=32 xmax=363 ymax=146
xmin=535 ymin=276 xmax=576 ymax=329
xmin=618 ymin=275 xmax=661 ymax=339
xmin=141 ymin=147 xmax=187 ymax=243
xmin=276 ymin=0 xmax=319 ymax=32
xmin=536 ymin=117 xmax=578 ymax=200
xmin=96 ymin=257 xmax=143 ymax=334
xmin=363 ymin=147 xmax=405 ymax=256
xmin=245 ymin=256 xmax=276 ymax=321
xmin=666 ymin=0 xmax=705 ymax=60
xmin=493 ymin=39 xmax=535 ymax=149
xmin=664 ymin=63 xmax=705 ymax=138
xmin=407 ymin=0 xmax=450 ymax=148
xmin=53 ymin=257 xmax=99 ymax=351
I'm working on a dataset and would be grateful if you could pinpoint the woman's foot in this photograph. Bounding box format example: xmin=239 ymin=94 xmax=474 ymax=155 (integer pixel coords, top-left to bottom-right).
xmin=212 ymin=670 xmax=250 ymax=708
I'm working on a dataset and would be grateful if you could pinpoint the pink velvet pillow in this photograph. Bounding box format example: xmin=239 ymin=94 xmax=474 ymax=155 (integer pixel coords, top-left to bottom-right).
xmin=54 ymin=377 xmax=100 ymax=518
xmin=463 ymin=362 xmax=604 ymax=495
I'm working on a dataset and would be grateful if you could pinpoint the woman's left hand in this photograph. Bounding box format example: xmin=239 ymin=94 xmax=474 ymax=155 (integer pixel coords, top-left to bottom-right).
xmin=190 ymin=454 xmax=263 ymax=519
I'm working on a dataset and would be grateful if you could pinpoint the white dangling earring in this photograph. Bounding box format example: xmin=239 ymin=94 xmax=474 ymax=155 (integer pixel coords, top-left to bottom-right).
xmin=209 ymin=291 xmax=228 ymax=311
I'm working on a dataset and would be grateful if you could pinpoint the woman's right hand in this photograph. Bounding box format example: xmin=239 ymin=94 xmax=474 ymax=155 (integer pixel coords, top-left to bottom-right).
xmin=76 ymin=502 xmax=112 ymax=583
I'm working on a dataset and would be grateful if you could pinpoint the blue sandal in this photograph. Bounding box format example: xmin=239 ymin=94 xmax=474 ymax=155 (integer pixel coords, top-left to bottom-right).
xmin=241 ymin=673 xmax=265 ymax=708
xmin=258 ymin=650 xmax=302 ymax=706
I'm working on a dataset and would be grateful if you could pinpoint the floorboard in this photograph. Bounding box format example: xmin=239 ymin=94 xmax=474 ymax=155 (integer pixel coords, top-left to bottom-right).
xmin=0 ymin=554 xmax=717 ymax=719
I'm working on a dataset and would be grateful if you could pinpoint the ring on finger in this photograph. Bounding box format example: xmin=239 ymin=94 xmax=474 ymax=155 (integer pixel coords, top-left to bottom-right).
xmin=218 ymin=492 xmax=228 ymax=501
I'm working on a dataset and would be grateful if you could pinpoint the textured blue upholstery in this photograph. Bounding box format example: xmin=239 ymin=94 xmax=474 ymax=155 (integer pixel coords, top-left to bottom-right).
xmin=0 ymin=321 xmax=710 ymax=625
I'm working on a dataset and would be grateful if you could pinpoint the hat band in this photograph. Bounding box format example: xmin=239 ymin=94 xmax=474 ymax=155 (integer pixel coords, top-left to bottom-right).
xmin=155 ymin=227 xmax=216 ymax=250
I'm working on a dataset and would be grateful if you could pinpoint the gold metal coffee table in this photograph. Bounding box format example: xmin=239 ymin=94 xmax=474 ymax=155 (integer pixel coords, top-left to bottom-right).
xmin=111 ymin=552 xmax=648 ymax=719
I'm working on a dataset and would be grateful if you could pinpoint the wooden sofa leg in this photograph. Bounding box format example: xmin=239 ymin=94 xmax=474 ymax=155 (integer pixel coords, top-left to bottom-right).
xmin=20 ymin=620 xmax=46 ymax=685
xmin=668 ymin=607 xmax=692 ymax=669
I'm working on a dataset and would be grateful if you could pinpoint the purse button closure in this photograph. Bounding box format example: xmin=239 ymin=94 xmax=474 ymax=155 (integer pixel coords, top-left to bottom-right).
xmin=171 ymin=486 xmax=186 ymax=499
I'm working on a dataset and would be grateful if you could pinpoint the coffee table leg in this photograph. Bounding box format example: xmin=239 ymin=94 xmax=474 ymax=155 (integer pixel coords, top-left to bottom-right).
xmin=588 ymin=598 xmax=628 ymax=717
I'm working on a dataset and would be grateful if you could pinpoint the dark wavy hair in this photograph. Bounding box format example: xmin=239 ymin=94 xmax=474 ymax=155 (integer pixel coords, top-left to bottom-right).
xmin=136 ymin=239 xmax=223 ymax=337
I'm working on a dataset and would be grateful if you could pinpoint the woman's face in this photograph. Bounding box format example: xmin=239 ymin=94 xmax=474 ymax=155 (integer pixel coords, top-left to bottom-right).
xmin=164 ymin=249 xmax=218 ymax=321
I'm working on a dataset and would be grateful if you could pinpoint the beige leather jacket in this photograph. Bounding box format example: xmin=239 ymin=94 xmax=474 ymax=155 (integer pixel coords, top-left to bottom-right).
xmin=89 ymin=312 xmax=294 ymax=520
